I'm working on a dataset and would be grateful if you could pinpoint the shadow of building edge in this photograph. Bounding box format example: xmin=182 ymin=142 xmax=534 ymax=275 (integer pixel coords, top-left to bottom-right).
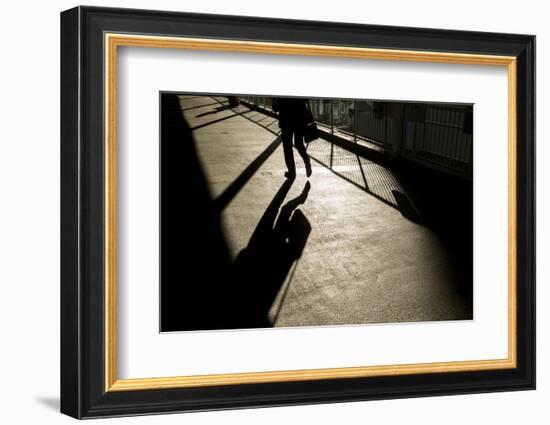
xmin=212 ymin=136 xmax=282 ymax=214
xmin=161 ymin=94 xmax=313 ymax=331
xmin=161 ymin=94 xmax=236 ymax=331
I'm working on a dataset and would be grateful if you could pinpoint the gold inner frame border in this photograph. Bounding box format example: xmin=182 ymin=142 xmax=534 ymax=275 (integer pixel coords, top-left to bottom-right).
xmin=104 ymin=33 xmax=517 ymax=392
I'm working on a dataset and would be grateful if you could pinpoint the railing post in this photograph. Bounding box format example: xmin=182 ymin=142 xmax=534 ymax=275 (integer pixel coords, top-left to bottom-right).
xmin=330 ymin=99 xmax=334 ymax=134
xmin=354 ymin=100 xmax=358 ymax=143
xmin=387 ymin=102 xmax=405 ymax=158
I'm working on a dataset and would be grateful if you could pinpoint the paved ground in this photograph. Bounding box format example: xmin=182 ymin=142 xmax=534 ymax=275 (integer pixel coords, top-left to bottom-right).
xmin=178 ymin=95 xmax=472 ymax=328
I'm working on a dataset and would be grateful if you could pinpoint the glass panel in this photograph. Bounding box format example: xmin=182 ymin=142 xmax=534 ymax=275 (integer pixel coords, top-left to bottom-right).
xmin=332 ymin=99 xmax=355 ymax=135
xmin=355 ymin=100 xmax=386 ymax=144
xmin=307 ymin=98 xmax=332 ymax=128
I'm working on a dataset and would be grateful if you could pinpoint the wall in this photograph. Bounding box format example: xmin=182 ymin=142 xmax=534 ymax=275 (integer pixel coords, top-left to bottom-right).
xmin=0 ymin=0 xmax=545 ymax=423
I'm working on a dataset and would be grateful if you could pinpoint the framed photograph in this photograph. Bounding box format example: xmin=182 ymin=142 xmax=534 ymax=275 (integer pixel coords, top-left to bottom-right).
xmin=60 ymin=6 xmax=535 ymax=419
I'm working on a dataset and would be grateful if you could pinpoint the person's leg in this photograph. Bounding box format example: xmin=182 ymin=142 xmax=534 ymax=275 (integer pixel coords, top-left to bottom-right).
xmin=281 ymin=129 xmax=296 ymax=179
xmin=294 ymin=132 xmax=312 ymax=177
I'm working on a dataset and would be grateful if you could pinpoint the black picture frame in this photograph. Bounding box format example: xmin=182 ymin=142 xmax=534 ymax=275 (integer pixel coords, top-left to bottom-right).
xmin=61 ymin=5 xmax=535 ymax=419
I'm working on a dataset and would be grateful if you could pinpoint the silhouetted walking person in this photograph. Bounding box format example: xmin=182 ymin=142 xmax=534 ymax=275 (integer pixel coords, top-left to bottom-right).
xmin=273 ymin=98 xmax=313 ymax=179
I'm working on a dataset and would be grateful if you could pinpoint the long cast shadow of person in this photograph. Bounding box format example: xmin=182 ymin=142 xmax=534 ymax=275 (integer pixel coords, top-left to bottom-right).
xmin=229 ymin=181 xmax=312 ymax=328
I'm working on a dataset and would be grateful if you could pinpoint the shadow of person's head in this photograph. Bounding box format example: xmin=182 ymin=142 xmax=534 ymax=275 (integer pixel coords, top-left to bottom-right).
xmin=286 ymin=209 xmax=311 ymax=258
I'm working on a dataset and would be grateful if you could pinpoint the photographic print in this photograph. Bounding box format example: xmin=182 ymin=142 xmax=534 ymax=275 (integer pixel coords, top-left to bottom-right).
xmin=160 ymin=93 xmax=474 ymax=332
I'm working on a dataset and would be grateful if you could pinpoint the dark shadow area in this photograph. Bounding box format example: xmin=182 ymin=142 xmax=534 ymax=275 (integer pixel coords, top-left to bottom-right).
xmin=393 ymin=159 xmax=474 ymax=306
xmin=161 ymin=94 xmax=232 ymax=331
xmin=161 ymin=94 xmax=311 ymax=331
xmin=211 ymin=98 xmax=282 ymax=137
xmin=181 ymin=101 xmax=220 ymax=112
xmin=213 ymin=136 xmax=281 ymax=213
xmin=195 ymin=104 xmax=234 ymax=117
xmin=392 ymin=190 xmax=421 ymax=222
xmin=189 ymin=112 xmax=241 ymax=132
xmin=189 ymin=103 xmax=281 ymax=137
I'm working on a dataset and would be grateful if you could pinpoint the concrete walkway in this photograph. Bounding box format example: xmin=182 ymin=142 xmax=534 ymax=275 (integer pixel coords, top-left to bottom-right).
xmin=179 ymin=95 xmax=472 ymax=327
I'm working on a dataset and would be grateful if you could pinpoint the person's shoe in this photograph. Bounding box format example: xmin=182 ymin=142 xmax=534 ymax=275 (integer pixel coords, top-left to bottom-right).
xmin=284 ymin=171 xmax=296 ymax=180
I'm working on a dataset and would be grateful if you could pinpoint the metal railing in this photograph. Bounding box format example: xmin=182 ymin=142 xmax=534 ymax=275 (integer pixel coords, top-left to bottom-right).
xmin=240 ymin=96 xmax=472 ymax=178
